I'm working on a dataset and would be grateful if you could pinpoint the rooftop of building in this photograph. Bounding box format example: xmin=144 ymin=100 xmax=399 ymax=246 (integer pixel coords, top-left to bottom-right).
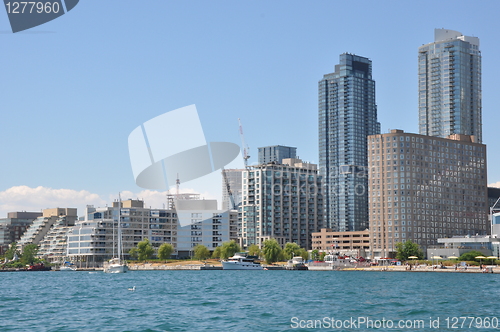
xmin=251 ymin=158 xmax=317 ymax=170
xmin=437 ymin=235 xmax=500 ymax=243
xmin=258 ymin=145 xmax=297 ymax=149
xmin=112 ymin=199 xmax=145 ymax=208
xmin=433 ymin=28 xmax=479 ymax=46
xmin=312 ymin=228 xmax=370 ymax=236
xmin=488 ymin=187 xmax=500 ymax=196
xmin=373 ymin=129 xmax=482 ymax=145
xmin=42 ymin=208 xmax=77 ymax=218
xmin=5 ymin=211 xmax=42 ymax=219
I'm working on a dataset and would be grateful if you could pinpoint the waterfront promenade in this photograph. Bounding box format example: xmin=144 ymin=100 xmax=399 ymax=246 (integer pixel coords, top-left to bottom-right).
xmin=343 ymin=264 xmax=498 ymax=273
xmin=126 ymin=261 xmax=498 ymax=273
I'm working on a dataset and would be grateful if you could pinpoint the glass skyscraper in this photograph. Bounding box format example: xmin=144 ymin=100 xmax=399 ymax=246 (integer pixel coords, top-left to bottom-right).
xmin=319 ymin=53 xmax=380 ymax=232
xmin=418 ymin=29 xmax=482 ymax=142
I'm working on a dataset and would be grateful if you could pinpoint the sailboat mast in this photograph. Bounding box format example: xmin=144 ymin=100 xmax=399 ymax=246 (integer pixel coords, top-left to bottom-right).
xmin=118 ymin=193 xmax=122 ymax=261
xmin=112 ymin=212 xmax=115 ymax=258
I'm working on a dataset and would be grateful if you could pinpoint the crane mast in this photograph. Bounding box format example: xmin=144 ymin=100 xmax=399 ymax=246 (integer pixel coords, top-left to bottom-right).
xmin=238 ymin=118 xmax=250 ymax=169
xmin=222 ymin=168 xmax=236 ymax=210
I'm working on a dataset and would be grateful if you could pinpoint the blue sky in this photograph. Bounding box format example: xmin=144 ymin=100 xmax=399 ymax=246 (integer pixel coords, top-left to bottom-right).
xmin=1 ymin=1 xmax=499 ymax=217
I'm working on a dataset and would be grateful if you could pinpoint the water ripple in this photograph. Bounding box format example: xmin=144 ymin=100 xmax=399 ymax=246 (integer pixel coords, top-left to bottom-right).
xmin=1 ymin=270 xmax=499 ymax=331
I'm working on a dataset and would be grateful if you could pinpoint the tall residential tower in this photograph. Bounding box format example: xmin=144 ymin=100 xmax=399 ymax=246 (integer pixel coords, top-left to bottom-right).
xmin=418 ymin=29 xmax=482 ymax=142
xmin=319 ymin=53 xmax=380 ymax=232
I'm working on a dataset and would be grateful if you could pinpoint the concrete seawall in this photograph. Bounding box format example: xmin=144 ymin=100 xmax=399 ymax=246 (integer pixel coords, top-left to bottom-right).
xmin=129 ymin=264 xmax=223 ymax=270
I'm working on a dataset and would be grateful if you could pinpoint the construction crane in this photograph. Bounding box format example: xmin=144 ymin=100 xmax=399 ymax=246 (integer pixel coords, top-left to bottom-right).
xmin=222 ymin=168 xmax=236 ymax=210
xmin=238 ymin=118 xmax=250 ymax=169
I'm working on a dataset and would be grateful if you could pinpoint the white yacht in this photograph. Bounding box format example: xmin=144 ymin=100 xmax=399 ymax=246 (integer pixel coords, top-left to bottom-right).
xmin=59 ymin=261 xmax=77 ymax=271
xmin=286 ymin=256 xmax=308 ymax=270
xmin=222 ymin=252 xmax=263 ymax=270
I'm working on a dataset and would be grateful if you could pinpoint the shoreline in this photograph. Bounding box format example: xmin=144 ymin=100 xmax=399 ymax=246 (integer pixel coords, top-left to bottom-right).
xmin=1 ymin=262 xmax=497 ymax=273
xmin=341 ymin=265 xmax=497 ymax=273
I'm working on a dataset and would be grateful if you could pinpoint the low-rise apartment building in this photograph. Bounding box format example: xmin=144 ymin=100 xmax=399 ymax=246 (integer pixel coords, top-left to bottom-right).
xmin=311 ymin=228 xmax=370 ymax=257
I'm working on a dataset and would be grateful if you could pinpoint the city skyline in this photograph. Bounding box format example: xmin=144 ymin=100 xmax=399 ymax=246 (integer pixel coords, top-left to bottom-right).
xmin=2 ymin=2 xmax=500 ymax=217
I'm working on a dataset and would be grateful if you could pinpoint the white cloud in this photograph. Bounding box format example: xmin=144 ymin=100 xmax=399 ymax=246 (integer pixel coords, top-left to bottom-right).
xmin=0 ymin=186 xmax=107 ymax=218
xmin=0 ymin=185 xmax=220 ymax=218
xmin=489 ymin=182 xmax=500 ymax=188
xmin=109 ymin=188 xmax=219 ymax=210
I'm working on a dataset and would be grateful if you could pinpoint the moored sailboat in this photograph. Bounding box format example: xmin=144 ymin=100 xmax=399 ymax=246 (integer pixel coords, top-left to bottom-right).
xmin=104 ymin=194 xmax=128 ymax=273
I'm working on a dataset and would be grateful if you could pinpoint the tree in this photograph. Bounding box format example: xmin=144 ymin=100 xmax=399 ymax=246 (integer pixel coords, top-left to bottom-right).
xmin=4 ymin=242 xmax=19 ymax=260
xmin=247 ymin=244 xmax=261 ymax=257
xmin=8 ymin=261 xmax=24 ymax=269
xmin=129 ymin=238 xmax=154 ymax=261
xmin=212 ymin=246 xmax=222 ymax=259
xmin=193 ymin=245 xmax=211 ymax=260
xmin=319 ymin=252 xmax=327 ymax=261
xmin=21 ymin=244 xmax=39 ymax=265
xmin=220 ymin=240 xmax=241 ymax=260
xmin=283 ymin=242 xmax=301 ymax=260
xmin=458 ymin=250 xmax=485 ymax=262
xmin=395 ymin=240 xmax=424 ymax=261
xmin=277 ymin=250 xmax=285 ymax=262
xmin=157 ymin=243 xmax=174 ymax=260
xmin=297 ymin=248 xmax=309 ymax=261
xmin=262 ymin=238 xmax=282 ymax=264
xmin=311 ymin=249 xmax=320 ymax=261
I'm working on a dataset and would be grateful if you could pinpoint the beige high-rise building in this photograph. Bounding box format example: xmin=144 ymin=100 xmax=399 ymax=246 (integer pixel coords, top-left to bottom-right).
xmin=368 ymin=130 xmax=488 ymax=258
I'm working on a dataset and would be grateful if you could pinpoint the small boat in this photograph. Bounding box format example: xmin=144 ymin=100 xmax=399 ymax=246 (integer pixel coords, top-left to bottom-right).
xmin=286 ymin=256 xmax=308 ymax=270
xmin=27 ymin=263 xmax=51 ymax=271
xmin=222 ymin=252 xmax=263 ymax=270
xmin=59 ymin=266 xmax=77 ymax=271
xmin=59 ymin=261 xmax=77 ymax=271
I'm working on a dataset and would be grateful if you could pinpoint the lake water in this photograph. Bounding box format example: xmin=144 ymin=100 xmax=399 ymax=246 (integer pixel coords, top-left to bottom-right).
xmin=1 ymin=270 xmax=500 ymax=331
